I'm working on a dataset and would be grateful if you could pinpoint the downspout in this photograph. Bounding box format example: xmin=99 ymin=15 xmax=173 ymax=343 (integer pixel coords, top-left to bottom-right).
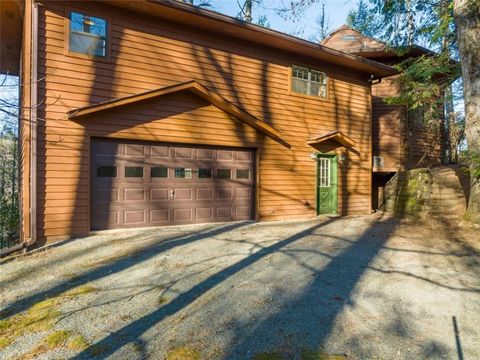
xmin=0 ymin=0 xmax=37 ymax=258
xmin=27 ymin=0 xmax=38 ymax=249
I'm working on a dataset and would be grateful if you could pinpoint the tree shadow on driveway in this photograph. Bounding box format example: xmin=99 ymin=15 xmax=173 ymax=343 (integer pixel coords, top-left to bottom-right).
xmin=64 ymin=215 xmax=402 ymax=359
xmin=0 ymin=221 xmax=251 ymax=321
xmin=221 ymin=216 xmax=399 ymax=359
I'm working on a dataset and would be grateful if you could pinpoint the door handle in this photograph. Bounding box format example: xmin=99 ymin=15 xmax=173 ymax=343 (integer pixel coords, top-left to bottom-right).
xmin=169 ymin=189 xmax=175 ymax=198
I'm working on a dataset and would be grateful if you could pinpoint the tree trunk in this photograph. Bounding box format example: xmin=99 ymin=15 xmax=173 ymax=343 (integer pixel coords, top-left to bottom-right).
xmin=406 ymin=0 xmax=414 ymax=46
xmin=244 ymin=0 xmax=252 ymax=22
xmin=454 ymin=0 xmax=480 ymax=221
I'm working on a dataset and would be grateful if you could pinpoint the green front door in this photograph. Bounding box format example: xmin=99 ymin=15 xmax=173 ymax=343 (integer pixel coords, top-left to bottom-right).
xmin=317 ymin=155 xmax=338 ymax=215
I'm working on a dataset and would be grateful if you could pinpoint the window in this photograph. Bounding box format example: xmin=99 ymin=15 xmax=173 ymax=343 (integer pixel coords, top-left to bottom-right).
xmin=408 ymin=106 xmax=425 ymax=127
xmin=151 ymin=167 xmax=168 ymax=178
xmin=341 ymin=35 xmax=358 ymax=41
xmin=125 ymin=166 xmax=143 ymax=178
xmin=175 ymin=168 xmax=192 ymax=179
xmin=318 ymin=158 xmax=331 ymax=187
xmin=216 ymin=169 xmax=231 ymax=179
xmin=198 ymin=169 xmax=212 ymax=179
xmin=373 ymin=156 xmax=384 ymax=168
xmin=69 ymin=11 xmax=107 ymax=57
xmin=291 ymin=65 xmax=327 ymax=98
xmin=236 ymin=169 xmax=250 ymax=179
xmin=97 ymin=166 xmax=116 ymax=177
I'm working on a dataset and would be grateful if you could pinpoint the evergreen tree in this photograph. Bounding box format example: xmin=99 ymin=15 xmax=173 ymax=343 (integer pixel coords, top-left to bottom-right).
xmin=347 ymin=0 xmax=382 ymax=38
xmin=179 ymin=0 xmax=212 ymax=7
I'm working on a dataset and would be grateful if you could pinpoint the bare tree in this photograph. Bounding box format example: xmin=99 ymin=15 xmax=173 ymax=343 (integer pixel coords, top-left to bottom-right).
xmin=0 ymin=74 xmax=20 ymax=249
xmin=309 ymin=1 xmax=331 ymax=41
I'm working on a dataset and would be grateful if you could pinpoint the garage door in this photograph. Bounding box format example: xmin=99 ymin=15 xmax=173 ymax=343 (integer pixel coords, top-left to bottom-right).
xmin=91 ymin=139 xmax=255 ymax=230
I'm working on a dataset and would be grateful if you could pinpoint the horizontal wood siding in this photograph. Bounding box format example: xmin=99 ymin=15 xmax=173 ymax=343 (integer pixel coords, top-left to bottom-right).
xmin=372 ymin=77 xmax=406 ymax=171
xmin=33 ymin=1 xmax=373 ymax=243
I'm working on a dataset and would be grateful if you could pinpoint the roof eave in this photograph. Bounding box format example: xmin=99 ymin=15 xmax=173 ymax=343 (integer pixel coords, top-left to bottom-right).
xmin=99 ymin=0 xmax=398 ymax=78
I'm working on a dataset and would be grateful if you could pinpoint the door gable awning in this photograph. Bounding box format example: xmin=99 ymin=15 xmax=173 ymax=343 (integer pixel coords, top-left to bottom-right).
xmin=67 ymin=80 xmax=290 ymax=148
xmin=307 ymin=130 xmax=358 ymax=154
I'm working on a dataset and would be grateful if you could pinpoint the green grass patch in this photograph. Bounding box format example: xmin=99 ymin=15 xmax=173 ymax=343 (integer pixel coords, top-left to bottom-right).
xmin=0 ymin=285 xmax=98 ymax=351
xmin=0 ymin=298 xmax=60 ymax=350
xmin=67 ymin=334 xmax=90 ymax=351
xmin=44 ymin=329 xmax=73 ymax=348
xmin=64 ymin=285 xmax=98 ymax=297
xmin=166 ymin=346 xmax=201 ymax=360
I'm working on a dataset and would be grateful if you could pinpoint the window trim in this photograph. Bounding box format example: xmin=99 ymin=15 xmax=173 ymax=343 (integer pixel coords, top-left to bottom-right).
xmin=64 ymin=6 xmax=112 ymax=62
xmin=288 ymin=63 xmax=329 ymax=101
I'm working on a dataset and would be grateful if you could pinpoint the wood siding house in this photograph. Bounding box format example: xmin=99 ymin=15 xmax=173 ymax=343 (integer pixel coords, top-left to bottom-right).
xmin=322 ymin=25 xmax=446 ymax=208
xmin=3 ymin=0 xmax=398 ymax=248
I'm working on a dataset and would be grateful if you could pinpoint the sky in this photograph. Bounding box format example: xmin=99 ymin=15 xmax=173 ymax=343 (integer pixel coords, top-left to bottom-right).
xmin=205 ymin=0 xmax=356 ymax=41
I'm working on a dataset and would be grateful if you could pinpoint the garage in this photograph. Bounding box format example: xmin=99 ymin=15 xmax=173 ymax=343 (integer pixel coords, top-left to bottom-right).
xmin=91 ymin=139 xmax=255 ymax=230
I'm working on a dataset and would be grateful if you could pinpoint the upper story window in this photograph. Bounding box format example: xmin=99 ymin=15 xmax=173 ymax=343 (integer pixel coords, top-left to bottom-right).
xmin=69 ymin=11 xmax=107 ymax=57
xmin=291 ymin=65 xmax=328 ymax=98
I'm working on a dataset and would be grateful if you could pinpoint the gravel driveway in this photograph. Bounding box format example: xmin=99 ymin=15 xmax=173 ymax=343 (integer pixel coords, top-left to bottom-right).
xmin=1 ymin=214 xmax=479 ymax=360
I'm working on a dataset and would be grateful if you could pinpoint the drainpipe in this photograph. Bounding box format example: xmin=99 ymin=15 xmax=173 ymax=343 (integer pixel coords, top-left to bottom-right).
xmin=0 ymin=0 xmax=38 ymax=258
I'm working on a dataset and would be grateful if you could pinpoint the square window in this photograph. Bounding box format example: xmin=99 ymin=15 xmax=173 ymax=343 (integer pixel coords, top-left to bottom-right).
xmin=97 ymin=166 xmax=116 ymax=177
xmin=216 ymin=169 xmax=231 ymax=179
xmin=236 ymin=169 xmax=250 ymax=179
xmin=291 ymin=65 xmax=327 ymax=98
xmin=151 ymin=167 xmax=168 ymax=178
xmin=69 ymin=11 xmax=107 ymax=57
xmin=125 ymin=166 xmax=143 ymax=178
xmin=175 ymin=168 xmax=192 ymax=179
xmin=198 ymin=169 xmax=212 ymax=179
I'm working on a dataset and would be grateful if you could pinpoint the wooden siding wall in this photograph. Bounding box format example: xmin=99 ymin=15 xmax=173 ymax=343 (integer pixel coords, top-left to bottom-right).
xmin=372 ymin=76 xmax=442 ymax=172
xmin=371 ymin=77 xmax=406 ymax=171
xmin=34 ymin=1 xmax=373 ymax=244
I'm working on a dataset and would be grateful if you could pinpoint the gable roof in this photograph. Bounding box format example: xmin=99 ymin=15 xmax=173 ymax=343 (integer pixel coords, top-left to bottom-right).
xmin=307 ymin=130 xmax=358 ymax=154
xmin=96 ymin=0 xmax=397 ymax=78
xmin=321 ymin=25 xmax=435 ymax=60
xmin=67 ymin=80 xmax=290 ymax=148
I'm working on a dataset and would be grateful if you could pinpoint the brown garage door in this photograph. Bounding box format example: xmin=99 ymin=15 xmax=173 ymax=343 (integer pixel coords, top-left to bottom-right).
xmin=91 ymin=139 xmax=255 ymax=230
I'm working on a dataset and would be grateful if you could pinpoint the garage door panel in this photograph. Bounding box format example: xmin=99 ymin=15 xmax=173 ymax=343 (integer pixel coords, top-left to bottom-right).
xmin=174 ymin=147 xmax=194 ymax=159
xmin=124 ymin=188 xmax=145 ymax=201
xmin=150 ymin=188 xmax=169 ymax=200
xmin=93 ymin=141 xmax=119 ymax=156
xmin=150 ymin=209 xmax=170 ymax=223
xmin=174 ymin=188 xmax=193 ymax=200
xmin=124 ymin=144 xmax=145 ymax=157
xmin=216 ymin=188 xmax=233 ymax=200
xmin=216 ymin=149 xmax=234 ymax=161
xmin=124 ymin=209 xmax=145 ymax=224
xmin=196 ymin=188 xmax=213 ymax=200
xmin=236 ymin=150 xmax=252 ymax=161
xmin=235 ymin=206 xmax=251 ymax=219
xmin=91 ymin=139 xmax=254 ymax=230
xmin=236 ymin=188 xmax=252 ymax=199
xmin=173 ymin=208 xmax=193 ymax=221
xmin=216 ymin=207 xmax=233 ymax=219
xmin=196 ymin=207 xmax=214 ymax=221
xmin=150 ymin=146 xmax=170 ymax=158
xmin=196 ymin=148 xmax=214 ymax=160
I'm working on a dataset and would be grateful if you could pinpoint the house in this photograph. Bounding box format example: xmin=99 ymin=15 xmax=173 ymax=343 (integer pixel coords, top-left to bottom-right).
xmin=1 ymin=0 xmax=398 ymax=248
xmin=321 ymin=25 xmax=446 ymax=208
